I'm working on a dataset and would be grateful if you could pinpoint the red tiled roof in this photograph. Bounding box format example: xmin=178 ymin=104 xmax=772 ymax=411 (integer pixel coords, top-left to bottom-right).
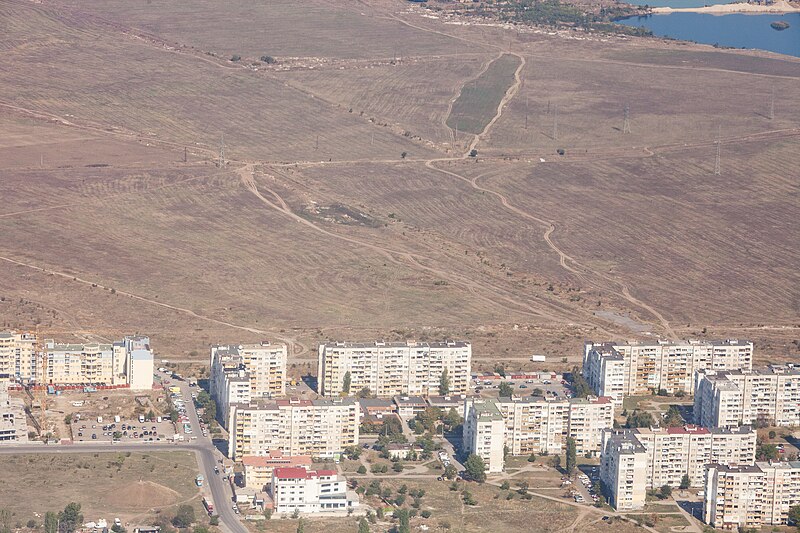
xmin=316 ymin=470 xmax=337 ymax=476
xmin=592 ymin=397 xmax=612 ymax=404
xmin=273 ymin=467 xmax=312 ymax=479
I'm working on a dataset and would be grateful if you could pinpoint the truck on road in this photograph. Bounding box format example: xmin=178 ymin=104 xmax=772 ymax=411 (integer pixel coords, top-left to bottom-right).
xmin=202 ymin=497 xmax=214 ymax=516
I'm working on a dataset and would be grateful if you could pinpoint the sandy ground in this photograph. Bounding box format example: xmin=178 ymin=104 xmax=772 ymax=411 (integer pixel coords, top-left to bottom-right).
xmin=653 ymin=0 xmax=800 ymax=13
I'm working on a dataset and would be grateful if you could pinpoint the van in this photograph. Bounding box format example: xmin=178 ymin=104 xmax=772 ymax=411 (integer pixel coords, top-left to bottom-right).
xmin=97 ymin=416 xmax=103 ymax=423
xmin=157 ymin=416 xmax=162 ymax=423
xmin=114 ymin=415 xmax=121 ymax=423
xmin=138 ymin=415 xmax=145 ymax=423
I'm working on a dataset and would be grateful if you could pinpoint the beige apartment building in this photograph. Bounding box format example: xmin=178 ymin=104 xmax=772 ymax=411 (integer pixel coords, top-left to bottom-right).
xmin=242 ymin=451 xmax=312 ymax=490
xmin=317 ymin=341 xmax=471 ymax=397
xmin=694 ymin=366 xmax=800 ymax=429
xmin=228 ymin=398 xmax=359 ymax=460
xmin=601 ymin=425 xmax=756 ymax=511
xmin=210 ymin=342 xmax=287 ymax=427
xmin=584 ymin=339 xmax=753 ymax=407
xmin=464 ymin=396 xmax=614 ymax=473
xmin=0 ymin=332 xmax=37 ymax=383
xmin=704 ymin=461 xmax=800 ymax=530
xmin=600 ymin=431 xmax=648 ymax=510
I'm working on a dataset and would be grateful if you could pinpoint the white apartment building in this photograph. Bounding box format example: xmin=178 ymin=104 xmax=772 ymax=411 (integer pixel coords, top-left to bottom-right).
xmin=0 ymin=332 xmax=37 ymax=383
xmin=269 ymin=467 xmax=359 ymax=515
xmin=584 ymin=339 xmax=753 ymax=407
xmin=43 ymin=335 xmax=153 ymax=389
xmin=228 ymin=398 xmax=359 ymax=461
xmin=317 ymin=341 xmax=471 ymax=397
xmin=462 ymin=399 xmax=506 ymax=473
xmin=0 ymin=378 xmax=28 ymax=443
xmin=600 ymin=431 xmax=648 ymax=511
xmin=210 ymin=342 xmax=287 ymax=428
xmin=704 ymin=461 xmax=800 ymax=530
xmin=600 ymin=425 xmax=756 ymax=510
xmin=463 ymin=395 xmax=614 ymax=473
xmin=694 ymin=366 xmax=800 ymax=429
xmin=242 ymin=451 xmax=312 ymax=490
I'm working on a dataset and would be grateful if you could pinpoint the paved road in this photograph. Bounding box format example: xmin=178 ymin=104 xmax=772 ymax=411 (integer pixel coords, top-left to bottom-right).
xmin=0 ymin=377 xmax=247 ymax=533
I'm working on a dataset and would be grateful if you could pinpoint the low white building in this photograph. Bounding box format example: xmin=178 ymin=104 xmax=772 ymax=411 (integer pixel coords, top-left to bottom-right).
xmin=269 ymin=467 xmax=359 ymax=515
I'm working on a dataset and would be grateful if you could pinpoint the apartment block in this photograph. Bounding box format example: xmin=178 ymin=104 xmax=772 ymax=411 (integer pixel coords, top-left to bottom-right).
xmin=0 ymin=378 xmax=28 ymax=443
xmin=317 ymin=341 xmax=471 ymax=397
xmin=463 ymin=395 xmax=613 ymax=473
xmin=269 ymin=468 xmax=359 ymax=515
xmin=600 ymin=431 xmax=648 ymax=510
xmin=462 ymin=399 xmax=505 ymax=473
xmin=210 ymin=342 xmax=287 ymax=427
xmin=242 ymin=451 xmax=312 ymax=490
xmin=118 ymin=336 xmax=154 ymax=390
xmin=228 ymin=398 xmax=359 ymax=460
xmin=600 ymin=425 xmax=756 ymax=510
xmin=0 ymin=332 xmax=37 ymax=383
xmin=704 ymin=461 xmax=800 ymax=530
xmin=694 ymin=366 xmax=800 ymax=428
xmin=584 ymin=339 xmax=753 ymax=407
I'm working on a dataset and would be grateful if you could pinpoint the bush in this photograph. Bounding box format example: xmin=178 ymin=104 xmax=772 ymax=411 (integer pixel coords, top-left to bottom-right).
xmin=421 ymin=510 xmax=432 ymax=519
xmin=357 ymin=465 xmax=367 ymax=474
xmin=231 ymin=55 xmax=241 ymax=62
xmin=171 ymin=505 xmax=195 ymax=528
xmin=260 ymin=55 xmax=276 ymax=64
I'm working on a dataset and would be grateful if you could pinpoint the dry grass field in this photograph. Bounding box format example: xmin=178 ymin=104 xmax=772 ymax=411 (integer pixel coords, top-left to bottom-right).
xmin=0 ymin=0 xmax=798 ymax=378
xmin=0 ymin=452 xmax=202 ymax=526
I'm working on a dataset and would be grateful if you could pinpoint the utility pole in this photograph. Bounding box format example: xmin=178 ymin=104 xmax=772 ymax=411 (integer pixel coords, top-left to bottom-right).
xmin=553 ymin=105 xmax=558 ymax=141
xmin=714 ymin=125 xmax=721 ymax=176
xmin=315 ymin=134 xmax=319 ymax=151
xmin=184 ymin=147 xmax=187 ymax=163
xmin=218 ymin=134 xmax=225 ymax=168
xmin=525 ymin=94 xmax=529 ymax=130
xmin=769 ymin=87 xmax=775 ymax=120
xmin=623 ymin=104 xmax=631 ymax=134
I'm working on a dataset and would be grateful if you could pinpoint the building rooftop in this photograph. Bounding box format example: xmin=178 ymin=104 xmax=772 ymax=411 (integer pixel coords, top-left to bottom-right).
xmin=357 ymin=398 xmax=395 ymax=409
xmin=273 ymin=468 xmax=338 ymax=480
xmin=393 ymin=395 xmax=427 ymax=406
xmin=242 ymin=453 xmax=312 ymax=467
xmin=322 ymin=340 xmax=470 ymax=349
xmin=470 ymin=400 xmax=503 ymax=421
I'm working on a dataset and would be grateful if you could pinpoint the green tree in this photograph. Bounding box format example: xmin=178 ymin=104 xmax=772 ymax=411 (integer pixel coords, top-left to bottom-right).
xmin=570 ymin=367 xmax=592 ymax=398
xmin=787 ymin=504 xmax=800 ymax=528
xmin=171 ymin=505 xmax=195 ymax=528
xmin=296 ymin=517 xmax=305 ymax=533
xmin=58 ymin=503 xmax=83 ymax=533
xmin=44 ymin=513 xmax=57 ymax=533
xmin=343 ymin=371 xmax=351 ymax=394
xmin=358 ymin=517 xmax=370 ymax=533
xmin=498 ymin=381 xmax=514 ymax=398
xmin=439 ymin=368 xmax=450 ymax=396
xmin=757 ymin=442 xmax=779 ymax=461
xmin=679 ymin=474 xmax=690 ymax=490
xmin=663 ymin=406 xmax=684 ymax=427
xmin=659 ymin=485 xmax=672 ymax=500
xmin=357 ymin=465 xmax=367 ymax=474
xmin=444 ymin=408 xmax=462 ymax=429
xmin=565 ymin=437 xmax=577 ymax=474
xmin=396 ymin=509 xmax=410 ymax=533
xmin=625 ymin=410 xmax=655 ymax=428
xmin=444 ymin=464 xmax=457 ymax=480
xmin=356 ymin=387 xmax=372 ymax=398
xmin=111 ymin=525 xmax=126 ymax=533
xmin=464 ymin=454 xmax=487 ymax=483
xmin=393 ymin=462 xmax=404 ymax=472
xmin=192 ymin=527 xmax=208 ymax=533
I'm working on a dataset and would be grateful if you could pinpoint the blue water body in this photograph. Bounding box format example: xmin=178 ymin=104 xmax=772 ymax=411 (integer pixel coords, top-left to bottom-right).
xmin=624 ymin=0 xmax=737 ymax=8
xmin=618 ymin=12 xmax=800 ymax=57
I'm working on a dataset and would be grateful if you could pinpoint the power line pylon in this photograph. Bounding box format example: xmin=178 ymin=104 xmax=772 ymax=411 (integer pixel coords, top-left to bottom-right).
xmin=553 ymin=105 xmax=558 ymax=141
xmin=714 ymin=126 xmax=721 ymax=176
xmin=769 ymin=88 xmax=775 ymax=120
xmin=623 ymin=105 xmax=631 ymax=134
xmin=218 ymin=134 xmax=225 ymax=168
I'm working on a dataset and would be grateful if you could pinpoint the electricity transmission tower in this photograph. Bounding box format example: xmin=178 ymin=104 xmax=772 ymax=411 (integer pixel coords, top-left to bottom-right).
xmin=552 ymin=105 xmax=558 ymax=141
xmin=218 ymin=134 xmax=225 ymax=168
xmin=623 ymin=105 xmax=631 ymax=134
xmin=769 ymin=88 xmax=775 ymax=120
xmin=714 ymin=126 xmax=721 ymax=176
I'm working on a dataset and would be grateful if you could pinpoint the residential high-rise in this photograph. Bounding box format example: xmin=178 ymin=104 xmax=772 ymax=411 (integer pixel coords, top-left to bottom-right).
xmin=118 ymin=336 xmax=154 ymax=390
xmin=583 ymin=339 xmax=753 ymax=407
xmin=463 ymin=395 xmax=614 ymax=473
xmin=0 ymin=332 xmax=37 ymax=383
xmin=704 ymin=461 xmax=800 ymax=529
xmin=0 ymin=377 xmax=28 ymax=443
xmin=317 ymin=341 xmax=471 ymax=397
xmin=210 ymin=342 xmax=287 ymax=427
xmin=228 ymin=398 xmax=359 ymax=460
xmin=694 ymin=366 xmax=800 ymax=428
xmin=600 ymin=425 xmax=756 ymax=510
xmin=600 ymin=431 xmax=648 ymax=511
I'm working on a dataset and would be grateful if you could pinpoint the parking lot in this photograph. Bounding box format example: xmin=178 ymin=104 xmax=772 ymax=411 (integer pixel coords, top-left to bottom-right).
xmin=472 ymin=376 xmax=574 ymax=400
xmin=72 ymin=417 xmax=178 ymax=444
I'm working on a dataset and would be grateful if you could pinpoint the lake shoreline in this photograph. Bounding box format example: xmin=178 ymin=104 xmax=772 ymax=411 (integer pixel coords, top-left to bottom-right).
xmin=652 ymin=0 xmax=800 ymax=14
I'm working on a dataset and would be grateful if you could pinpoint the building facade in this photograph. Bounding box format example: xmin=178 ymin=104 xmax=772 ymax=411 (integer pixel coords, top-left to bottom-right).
xmin=317 ymin=341 xmax=471 ymax=397
xmin=600 ymin=425 xmax=757 ymax=510
xmin=0 ymin=332 xmax=37 ymax=383
xmin=0 ymin=378 xmax=28 ymax=443
xmin=584 ymin=339 xmax=753 ymax=407
xmin=600 ymin=431 xmax=648 ymax=511
xmin=704 ymin=462 xmax=800 ymax=530
xmin=694 ymin=366 xmax=800 ymax=428
xmin=210 ymin=342 xmax=287 ymax=427
xmin=242 ymin=451 xmax=312 ymax=490
xmin=269 ymin=468 xmax=358 ymax=515
xmin=228 ymin=398 xmax=359 ymax=460
xmin=463 ymin=396 xmax=614 ymax=473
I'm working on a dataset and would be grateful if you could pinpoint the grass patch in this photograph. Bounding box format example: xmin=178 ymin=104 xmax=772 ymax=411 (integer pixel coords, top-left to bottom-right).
xmin=446 ymin=53 xmax=522 ymax=135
